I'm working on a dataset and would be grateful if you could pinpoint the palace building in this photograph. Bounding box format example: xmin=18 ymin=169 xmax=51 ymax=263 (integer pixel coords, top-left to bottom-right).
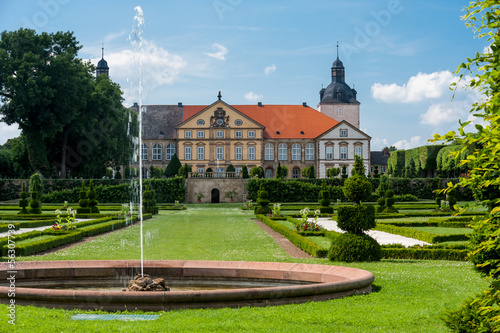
xmin=135 ymin=54 xmax=371 ymax=178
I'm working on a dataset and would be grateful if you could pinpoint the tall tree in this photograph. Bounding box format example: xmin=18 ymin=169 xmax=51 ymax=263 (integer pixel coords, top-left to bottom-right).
xmin=0 ymin=29 xmax=93 ymax=176
xmin=432 ymin=1 xmax=500 ymax=330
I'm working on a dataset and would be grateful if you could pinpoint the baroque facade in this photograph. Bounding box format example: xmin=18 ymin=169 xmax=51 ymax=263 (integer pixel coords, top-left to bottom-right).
xmin=135 ymin=55 xmax=371 ymax=178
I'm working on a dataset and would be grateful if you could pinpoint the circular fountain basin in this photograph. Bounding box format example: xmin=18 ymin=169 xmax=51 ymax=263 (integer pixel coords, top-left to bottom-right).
xmin=0 ymin=260 xmax=374 ymax=311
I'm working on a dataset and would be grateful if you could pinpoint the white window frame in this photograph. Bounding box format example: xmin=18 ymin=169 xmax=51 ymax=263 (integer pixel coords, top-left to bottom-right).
xmin=292 ymin=168 xmax=300 ymax=178
xmin=141 ymin=144 xmax=148 ymax=161
xmin=248 ymin=130 xmax=255 ymax=138
xmin=216 ymin=130 xmax=224 ymax=138
xmin=326 ymin=146 xmax=333 ymax=160
xmin=265 ymin=143 xmax=274 ymax=161
xmin=381 ymin=166 xmax=386 ymax=173
xmin=152 ymin=144 xmax=162 ymax=160
xmin=278 ymin=143 xmax=288 ymax=161
xmin=292 ymin=143 xmax=301 ymax=161
xmin=216 ymin=146 xmax=224 ymax=160
xmin=197 ymin=130 xmax=205 ymax=138
xmin=166 ymin=143 xmax=175 ymax=160
xmin=235 ymin=146 xmax=243 ymax=160
xmin=355 ymin=146 xmax=362 ymax=157
xmin=340 ymin=146 xmax=347 ymax=160
xmin=197 ymin=168 xmax=205 ymax=174
xmin=340 ymin=129 xmax=348 ymax=137
xmin=235 ymin=130 xmax=243 ymax=138
xmin=185 ymin=130 xmax=192 ymax=138
xmin=197 ymin=146 xmax=204 ymax=160
xmin=305 ymin=143 xmax=314 ymax=160
xmin=185 ymin=146 xmax=192 ymax=160
xmin=248 ymin=146 xmax=255 ymax=160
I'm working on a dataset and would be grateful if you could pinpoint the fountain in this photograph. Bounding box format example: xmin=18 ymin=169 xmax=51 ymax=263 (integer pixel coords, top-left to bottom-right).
xmin=0 ymin=6 xmax=374 ymax=312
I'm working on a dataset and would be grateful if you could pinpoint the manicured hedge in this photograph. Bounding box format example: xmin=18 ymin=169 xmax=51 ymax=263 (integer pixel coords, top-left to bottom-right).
xmin=257 ymin=215 xmax=328 ymax=258
xmin=41 ymin=178 xmax=186 ymax=203
xmin=9 ymin=231 xmax=84 ymax=256
xmin=378 ymin=219 xmax=471 ymax=228
xmin=0 ymin=231 xmax=42 ymax=254
xmin=381 ymin=246 xmax=468 ymax=261
xmin=0 ymin=223 xmax=20 ymax=232
xmin=0 ymin=214 xmax=56 ymax=220
xmin=373 ymin=224 xmax=470 ymax=243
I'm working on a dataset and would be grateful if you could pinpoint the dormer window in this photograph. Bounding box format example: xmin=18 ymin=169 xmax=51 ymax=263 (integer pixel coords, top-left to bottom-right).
xmin=300 ymin=131 xmax=305 ymax=135
xmin=276 ymin=131 xmax=280 ymax=135
xmin=340 ymin=129 xmax=348 ymax=137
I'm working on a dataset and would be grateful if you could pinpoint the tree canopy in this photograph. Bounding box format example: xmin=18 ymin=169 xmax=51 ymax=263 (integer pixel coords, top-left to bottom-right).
xmin=0 ymin=28 xmax=137 ymax=178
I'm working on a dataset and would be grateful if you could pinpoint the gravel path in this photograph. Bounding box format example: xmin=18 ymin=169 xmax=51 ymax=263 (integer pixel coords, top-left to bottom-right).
xmin=314 ymin=217 xmax=430 ymax=247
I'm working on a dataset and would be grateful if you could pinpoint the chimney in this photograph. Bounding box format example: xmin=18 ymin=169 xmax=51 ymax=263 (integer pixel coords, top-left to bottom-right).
xmin=302 ymin=102 xmax=307 ymax=107
xmin=258 ymin=102 xmax=263 ymax=107
xmin=178 ymin=102 xmax=183 ymax=107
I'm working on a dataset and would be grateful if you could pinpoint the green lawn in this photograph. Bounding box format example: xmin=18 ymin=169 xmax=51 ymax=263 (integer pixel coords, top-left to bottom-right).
xmin=0 ymin=206 xmax=488 ymax=332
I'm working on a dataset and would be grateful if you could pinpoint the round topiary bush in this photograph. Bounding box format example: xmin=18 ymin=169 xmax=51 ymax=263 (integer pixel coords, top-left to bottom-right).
xmin=77 ymin=181 xmax=91 ymax=214
xmin=342 ymin=175 xmax=372 ymax=204
xmin=336 ymin=204 xmax=376 ymax=234
xmin=382 ymin=189 xmax=398 ymax=213
xmin=29 ymin=182 xmax=42 ymax=214
xmin=328 ymin=233 xmax=381 ymax=262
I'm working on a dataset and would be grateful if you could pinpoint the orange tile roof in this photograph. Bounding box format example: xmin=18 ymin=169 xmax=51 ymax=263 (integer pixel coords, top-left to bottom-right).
xmin=181 ymin=104 xmax=339 ymax=139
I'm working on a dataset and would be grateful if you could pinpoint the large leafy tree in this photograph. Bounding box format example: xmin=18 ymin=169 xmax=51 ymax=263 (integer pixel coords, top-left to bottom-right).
xmin=0 ymin=28 xmax=93 ymax=176
xmin=432 ymin=1 xmax=500 ymax=330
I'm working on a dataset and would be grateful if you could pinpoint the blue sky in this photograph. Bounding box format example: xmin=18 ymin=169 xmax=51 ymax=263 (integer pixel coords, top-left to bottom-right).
xmin=0 ymin=0 xmax=487 ymax=150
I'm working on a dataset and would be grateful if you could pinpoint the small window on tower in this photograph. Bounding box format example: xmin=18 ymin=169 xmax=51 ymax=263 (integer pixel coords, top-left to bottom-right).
xmin=338 ymin=107 xmax=343 ymax=115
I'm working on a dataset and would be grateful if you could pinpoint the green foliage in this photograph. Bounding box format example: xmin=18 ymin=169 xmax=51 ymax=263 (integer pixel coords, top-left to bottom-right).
xmin=249 ymin=166 xmax=264 ymax=178
xmin=351 ymin=155 xmax=366 ymax=176
xmin=28 ymin=182 xmax=42 ymax=214
xmin=178 ymin=163 xmax=192 ymax=178
xmin=124 ymin=166 xmax=138 ymax=179
xmin=18 ymin=181 xmax=29 ymax=214
xmin=241 ymin=165 xmax=249 ymax=179
xmin=342 ymin=175 xmax=373 ymax=204
xmin=382 ymin=246 xmax=468 ymax=261
xmin=143 ymin=182 xmax=158 ymax=214
xmin=328 ymin=233 xmax=381 ymax=262
xmin=442 ymin=293 xmax=498 ymax=332
xmin=341 ymin=165 xmax=348 ymax=179
xmin=164 ymin=153 xmax=182 ymax=178
xmin=276 ymin=162 xmax=288 ymax=178
xmin=337 ymin=204 xmax=376 ymax=234
xmin=327 ymin=167 xmax=341 ymax=178
xmin=226 ymin=164 xmax=235 ymax=177
xmin=86 ymin=180 xmax=99 ymax=213
xmin=29 ymin=173 xmax=43 ymax=194
xmin=255 ymin=185 xmax=271 ymax=214
xmin=149 ymin=165 xmax=163 ymax=179
xmin=9 ymin=231 xmax=84 ymax=256
xmin=318 ymin=180 xmax=331 ymax=207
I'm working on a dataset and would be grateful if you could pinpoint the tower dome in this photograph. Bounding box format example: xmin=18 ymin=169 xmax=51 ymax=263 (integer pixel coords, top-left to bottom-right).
xmin=96 ymin=46 xmax=109 ymax=77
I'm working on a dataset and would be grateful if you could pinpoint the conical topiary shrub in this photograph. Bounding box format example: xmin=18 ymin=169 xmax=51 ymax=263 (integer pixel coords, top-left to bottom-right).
xmin=254 ymin=184 xmax=271 ymax=215
xmin=318 ymin=180 xmax=333 ymax=214
xmin=77 ymin=181 xmax=91 ymax=214
xmin=18 ymin=182 xmax=29 ymax=214
xmin=29 ymin=182 xmax=42 ymax=214
xmin=382 ymin=189 xmax=398 ymax=213
xmin=87 ymin=180 xmax=99 ymax=214
xmin=143 ymin=182 xmax=158 ymax=214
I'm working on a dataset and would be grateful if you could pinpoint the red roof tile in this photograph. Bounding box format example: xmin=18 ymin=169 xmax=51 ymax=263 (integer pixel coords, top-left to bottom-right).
xmin=181 ymin=104 xmax=338 ymax=139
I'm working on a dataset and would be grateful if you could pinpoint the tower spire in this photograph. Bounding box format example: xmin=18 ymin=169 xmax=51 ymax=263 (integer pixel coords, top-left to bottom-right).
xmin=102 ymin=43 xmax=104 ymax=59
xmin=96 ymin=43 xmax=109 ymax=77
xmin=336 ymin=41 xmax=339 ymax=59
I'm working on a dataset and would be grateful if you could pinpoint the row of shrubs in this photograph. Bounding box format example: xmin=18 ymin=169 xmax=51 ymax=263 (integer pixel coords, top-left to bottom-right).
xmin=381 ymin=244 xmax=468 ymax=261
xmin=245 ymin=177 xmax=474 ymax=202
xmin=257 ymin=214 xmax=328 ymax=258
xmin=41 ymin=178 xmax=185 ymax=203
xmin=373 ymin=224 xmax=470 ymax=243
xmin=0 ymin=214 xmax=152 ymax=256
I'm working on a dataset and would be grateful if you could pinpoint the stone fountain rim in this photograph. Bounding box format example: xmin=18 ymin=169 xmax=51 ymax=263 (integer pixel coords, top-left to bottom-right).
xmin=0 ymin=260 xmax=375 ymax=311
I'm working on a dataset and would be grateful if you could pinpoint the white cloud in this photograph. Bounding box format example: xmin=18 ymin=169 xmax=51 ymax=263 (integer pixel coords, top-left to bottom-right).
xmin=244 ymin=92 xmax=263 ymax=102
xmin=204 ymin=43 xmax=228 ymax=61
xmin=92 ymin=40 xmax=187 ymax=105
xmin=484 ymin=45 xmax=492 ymax=54
xmin=419 ymin=101 xmax=469 ymax=126
xmin=371 ymin=71 xmax=456 ymax=103
xmin=264 ymin=64 xmax=276 ymax=75
xmin=371 ymin=137 xmax=389 ymax=150
xmin=0 ymin=123 xmax=21 ymax=145
xmin=393 ymin=136 xmax=424 ymax=150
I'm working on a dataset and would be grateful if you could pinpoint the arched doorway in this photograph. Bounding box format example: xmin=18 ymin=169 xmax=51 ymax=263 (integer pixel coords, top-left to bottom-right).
xmin=211 ymin=188 xmax=220 ymax=203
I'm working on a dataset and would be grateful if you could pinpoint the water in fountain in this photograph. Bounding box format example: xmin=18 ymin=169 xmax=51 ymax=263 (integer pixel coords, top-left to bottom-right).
xmin=129 ymin=6 xmax=145 ymax=278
